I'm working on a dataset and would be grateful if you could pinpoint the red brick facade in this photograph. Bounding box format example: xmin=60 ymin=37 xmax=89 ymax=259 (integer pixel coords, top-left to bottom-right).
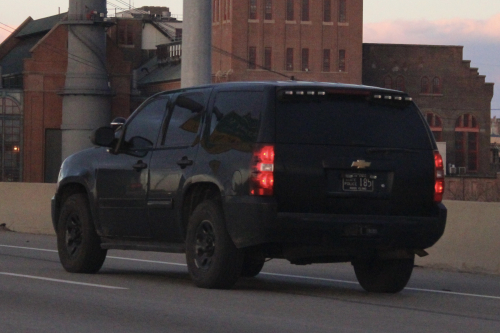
xmin=22 ymin=25 xmax=132 ymax=182
xmin=212 ymin=0 xmax=363 ymax=84
xmin=362 ymin=44 xmax=494 ymax=176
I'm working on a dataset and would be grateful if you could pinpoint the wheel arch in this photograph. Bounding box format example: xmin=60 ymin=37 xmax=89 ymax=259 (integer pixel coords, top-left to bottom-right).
xmin=53 ymin=180 xmax=94 ymax=231
xmin=181 ymin=182 xmax=223 ymax=239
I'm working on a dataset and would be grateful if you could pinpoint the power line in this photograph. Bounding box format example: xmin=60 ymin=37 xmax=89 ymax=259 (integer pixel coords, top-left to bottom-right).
xmin=0 ymin=26 xmax=13 ymax=33
xmin=0 ymin=22 xmax=15 ymax=31
xmin=211 ymin=45 xmax=294 ymax=80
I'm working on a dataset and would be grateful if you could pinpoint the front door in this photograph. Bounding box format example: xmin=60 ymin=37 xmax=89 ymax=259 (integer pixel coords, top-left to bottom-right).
xmin=96 ymin=97 xmax=169 ymax=238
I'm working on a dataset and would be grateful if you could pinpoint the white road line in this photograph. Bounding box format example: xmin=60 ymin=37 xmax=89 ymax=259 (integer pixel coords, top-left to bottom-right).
xmin=0 ymin=272 xmax=128 ymax=290
xmin=2 ymin=244 xmax=500 ymax=300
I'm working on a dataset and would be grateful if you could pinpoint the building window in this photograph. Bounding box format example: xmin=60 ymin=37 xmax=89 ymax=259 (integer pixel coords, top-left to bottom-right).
xmin=396 ymin=76 xmax=405 ymax=91
xmin=118 ymin=24 xmax=134 ymax=45
xmin=1 ymin=75 xmax=23 ymax=89
xmin=339 ymin=0 xmax=347 ymax=23
xmin=264 ymin=47 xmax=272 ymax=69
xmin=302 ymin=48 xmax=309 ymax=71
xmin=286 ymin=48 xmax=294 ymax=71
xmin=433 ymin=77 xmax=442 ymax=94
xmin=286 ymin=0 xmax=294 ymax=20
xmin=301 ymin=0 xmax=309 ymax=21
xmin=323 ymin=49 xmax=331 ymax=72
xmin=224 ymin=0 xmax=229 ymax=21
xmin=455 ymin=114 xmax=479 ymax=172
xmin=384 ymin=76 xmax=392 ymax=89
xmin=248 ymin=46 xmax=257 ymax=69
xmin=425 ymin=112 xmax=443 ymax=141
xmin=421 ymin=76 xmax=430 ymax=94
xmin=338 ymin=49 xmax=346 ymax=72
xmin=323 ymin=0 xmax=331 ymax=22
xmin=249 ymin=0 xmax=257 ymax=19
xmin=0 ymin=97 xmax=22 ymax=182
xmin=265 ymin=0 xmax=273 ymax=20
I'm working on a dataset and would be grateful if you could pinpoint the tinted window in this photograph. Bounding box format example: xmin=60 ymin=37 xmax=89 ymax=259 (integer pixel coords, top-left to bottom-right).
xmin=163 ymin=93 xmax=205 ymax=147
xmin=209 ymin=91 xmax=263 ymax=147
xmin=124 ymin=98 xmax=168 ymax=148
xmin=276 ymin=93 xmax=432 ymax=149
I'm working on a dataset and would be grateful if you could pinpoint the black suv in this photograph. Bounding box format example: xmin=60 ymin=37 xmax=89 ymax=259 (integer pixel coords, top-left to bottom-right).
xmin=52 ymin=81 xmax=447 ymax=293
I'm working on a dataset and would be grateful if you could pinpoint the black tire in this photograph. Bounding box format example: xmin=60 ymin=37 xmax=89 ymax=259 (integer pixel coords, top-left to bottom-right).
xmin=186 ymin=200 xmax=243 ymax=289
xmin=240 ymin=254 xmax=265 ymax=278
xmin=56 ymin=193 xmax=107 ymax=273
xmin=353 ymin=255 xmax=415 ymax=293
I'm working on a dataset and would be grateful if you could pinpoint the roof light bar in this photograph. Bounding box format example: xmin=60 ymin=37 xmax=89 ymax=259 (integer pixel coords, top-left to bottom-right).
xmin=307 ymin=91 xmax=315 ymax=95
xmin=384 ymin=95 xmax=392 ymax=100
xmin=374 ymin=95 xmax=382 ymax=99
xmin=285 ymin=91 xmax=294 ymax=95
xmin=296 ymin=91 xmax=304 ymax=95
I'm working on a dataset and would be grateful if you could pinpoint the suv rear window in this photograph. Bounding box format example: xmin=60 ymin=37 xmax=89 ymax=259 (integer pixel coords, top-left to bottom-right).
xmin=276 ymin=92 xmax=432 ymax=149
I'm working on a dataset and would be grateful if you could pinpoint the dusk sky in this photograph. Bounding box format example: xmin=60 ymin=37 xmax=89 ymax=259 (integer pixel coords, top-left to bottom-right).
xmin=1 ymin=0 xmax=499 ymax=114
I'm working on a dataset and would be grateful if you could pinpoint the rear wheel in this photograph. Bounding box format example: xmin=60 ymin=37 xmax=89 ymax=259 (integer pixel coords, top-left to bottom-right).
xmin=353 ymin=255 xmax=414 ymax=293
xmin=186 ymin=200 xmax=243 ymax=289
xmin=57 ymin=193 xmax=107 ymax=273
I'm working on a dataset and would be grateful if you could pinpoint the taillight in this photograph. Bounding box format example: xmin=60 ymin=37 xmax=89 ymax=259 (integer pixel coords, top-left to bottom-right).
xmin=434 ymin=151 xmax=445 ymax=203
xmin=250 ymin=145 xmax=275 ymax=196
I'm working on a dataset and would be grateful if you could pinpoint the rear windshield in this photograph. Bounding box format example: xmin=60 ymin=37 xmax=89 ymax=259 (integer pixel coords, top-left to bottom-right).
xmin=276 ymin=93 xmax=433 ymax=149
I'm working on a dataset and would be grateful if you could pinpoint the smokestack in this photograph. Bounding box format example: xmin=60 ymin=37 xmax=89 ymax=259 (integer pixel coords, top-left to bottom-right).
xmin=181 ymin=0 xmax=212 ymax=88
xmin=60 ymin=0 xmax=113 ymax=161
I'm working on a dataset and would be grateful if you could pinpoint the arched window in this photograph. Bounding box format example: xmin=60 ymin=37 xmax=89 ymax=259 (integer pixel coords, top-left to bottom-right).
xmin=432 ymin=77 xmax=442 ymax=94
xmin=384 ymin=76 xmax=392 ymax=89
xmin=425 ymin=112 xmax=443 ymax=141
xmin=396 ymin=76 xmax=405 ymax=92
xmin=0 ymin=97 xmax=22 ymax=182
xmin=455 ymin=114 xmax=479 ymax=172
xmin=421 ymin=77 xmax=430 ymax=94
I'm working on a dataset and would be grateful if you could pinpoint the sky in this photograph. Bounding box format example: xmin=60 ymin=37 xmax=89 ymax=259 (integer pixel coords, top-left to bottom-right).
xmin=1 ymin=0 xmax=499 ymax=114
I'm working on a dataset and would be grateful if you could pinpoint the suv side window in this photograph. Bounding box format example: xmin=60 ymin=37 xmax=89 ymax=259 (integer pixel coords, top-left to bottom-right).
xmin=124 ymin=98 xmax=168 ymax=148
xmin=209 ymin=91 xmax=263 ymax=146
xmin=162 ymin=92 xmax=206 ymax=147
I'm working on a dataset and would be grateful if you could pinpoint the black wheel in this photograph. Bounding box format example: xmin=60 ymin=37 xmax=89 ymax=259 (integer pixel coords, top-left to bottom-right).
xmin=57 ymin=193 xmax=107 ymax=273
xmin=353 ymin=255 xmax=415 ymax=293
xmin=240 ymin=254 xmax=265 ymax=278
xmin=186 ymin=200 xmax=243 ymax=289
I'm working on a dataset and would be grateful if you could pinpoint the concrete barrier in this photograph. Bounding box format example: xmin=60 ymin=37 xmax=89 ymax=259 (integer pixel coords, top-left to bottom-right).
xmin=1 ymin=182 xmax=499 ymax=275
xmin=0 ymin=182 xmax=56 ymax=235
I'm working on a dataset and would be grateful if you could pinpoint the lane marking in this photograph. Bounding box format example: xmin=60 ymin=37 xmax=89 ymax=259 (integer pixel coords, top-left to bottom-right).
xmin=2 ymin=244 xmax=500 ymax=300
xmin=0 ymin=272 xmax=128 ymax=290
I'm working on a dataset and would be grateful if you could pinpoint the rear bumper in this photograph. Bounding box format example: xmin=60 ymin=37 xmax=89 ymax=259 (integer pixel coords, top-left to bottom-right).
xmin=224 ymin=196 xmax=447 ymax=250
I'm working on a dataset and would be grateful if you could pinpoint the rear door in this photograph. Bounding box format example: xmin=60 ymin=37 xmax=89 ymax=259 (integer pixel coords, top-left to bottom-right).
xmin=148 ymin=90 xmax=209 ymax=242
xmin=273 ymin=87 xmax=436 ymax=217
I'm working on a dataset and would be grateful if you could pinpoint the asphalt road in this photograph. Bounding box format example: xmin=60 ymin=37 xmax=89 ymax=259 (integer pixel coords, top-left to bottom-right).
xmin=1 ymin=230 xmax=499 ymax=333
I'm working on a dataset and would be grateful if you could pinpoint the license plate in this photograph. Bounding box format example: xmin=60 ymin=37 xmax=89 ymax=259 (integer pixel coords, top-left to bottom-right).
xmin=342 ymin=173 xmax=375 ymax=192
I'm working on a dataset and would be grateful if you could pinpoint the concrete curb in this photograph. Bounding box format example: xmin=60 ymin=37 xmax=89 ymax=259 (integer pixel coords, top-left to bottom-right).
xmin=1 ymin=182 xmax=498 ymax=275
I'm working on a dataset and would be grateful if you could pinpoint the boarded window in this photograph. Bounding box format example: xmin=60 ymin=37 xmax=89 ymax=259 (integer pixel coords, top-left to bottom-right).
xmin=323 ymin=0 xmax=331 ymax=22
xmin=302 ymin=48 xmax=309 ymax=71
xmin=339 ymin=0 xmax=347 ymax=22
xmin=339 ymin=49 xmax=346 ymax=72
xmin=286 ymin=48 xmax=294 ymax=71
xmin=286 ymin=0 xmax=294 ymax=20
xmin=248 ymin=46 xmax=257 ymax=69
xmin=323 ymin=49 xmax=331 ymax=72
xmin=301 ymin=0 xmax=309 ymax=21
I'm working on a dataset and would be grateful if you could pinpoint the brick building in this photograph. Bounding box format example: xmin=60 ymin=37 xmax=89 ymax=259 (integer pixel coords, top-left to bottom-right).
xmin=139 ymin=0 xmax=363 ymax=94
xmin=362 ymin=43 xmax=494 ymax=176
xmin=0 ymin=14 xmax=132 ymax=183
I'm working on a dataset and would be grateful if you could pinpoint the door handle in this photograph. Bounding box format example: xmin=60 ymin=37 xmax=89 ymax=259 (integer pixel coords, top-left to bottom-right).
xmin=133 ymin=160 xmax=148 ymax=171
xmin=177 ymin=156 xmax=194 ymax=169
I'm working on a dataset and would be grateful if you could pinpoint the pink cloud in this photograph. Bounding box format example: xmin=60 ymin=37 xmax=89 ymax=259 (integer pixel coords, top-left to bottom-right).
xmin=364 ymin=13 xmax=500 ymax=44
xmin=0 ymin=29 xmax=12 ymax=44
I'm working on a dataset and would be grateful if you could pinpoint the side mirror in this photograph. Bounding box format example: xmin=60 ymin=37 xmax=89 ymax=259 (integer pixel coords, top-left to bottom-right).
xmin=90 ymin=127 xmax=115 ymax=147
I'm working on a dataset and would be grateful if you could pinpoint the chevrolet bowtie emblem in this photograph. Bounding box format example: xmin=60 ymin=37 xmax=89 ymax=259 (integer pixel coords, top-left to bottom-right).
xmin=351 ymin=160 xmax=371 ymax=169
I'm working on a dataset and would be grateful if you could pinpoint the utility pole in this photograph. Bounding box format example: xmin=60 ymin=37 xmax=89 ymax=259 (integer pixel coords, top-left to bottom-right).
xmin=181 ymin=0 xmax=212 ymax=88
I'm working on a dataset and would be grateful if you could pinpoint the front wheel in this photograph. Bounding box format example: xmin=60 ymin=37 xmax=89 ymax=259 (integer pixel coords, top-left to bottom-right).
xmin=56 ymin=193 xmax=107 ymax=273
xmin=352 ymin=255 xmax=415 ymax=293
xmin=185 ymin=200 xmax=243 ymax=289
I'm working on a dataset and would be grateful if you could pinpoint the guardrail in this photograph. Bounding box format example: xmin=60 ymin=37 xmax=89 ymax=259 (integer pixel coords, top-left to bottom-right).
xmin=0 ymin=183 xmax=498 ymax=275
